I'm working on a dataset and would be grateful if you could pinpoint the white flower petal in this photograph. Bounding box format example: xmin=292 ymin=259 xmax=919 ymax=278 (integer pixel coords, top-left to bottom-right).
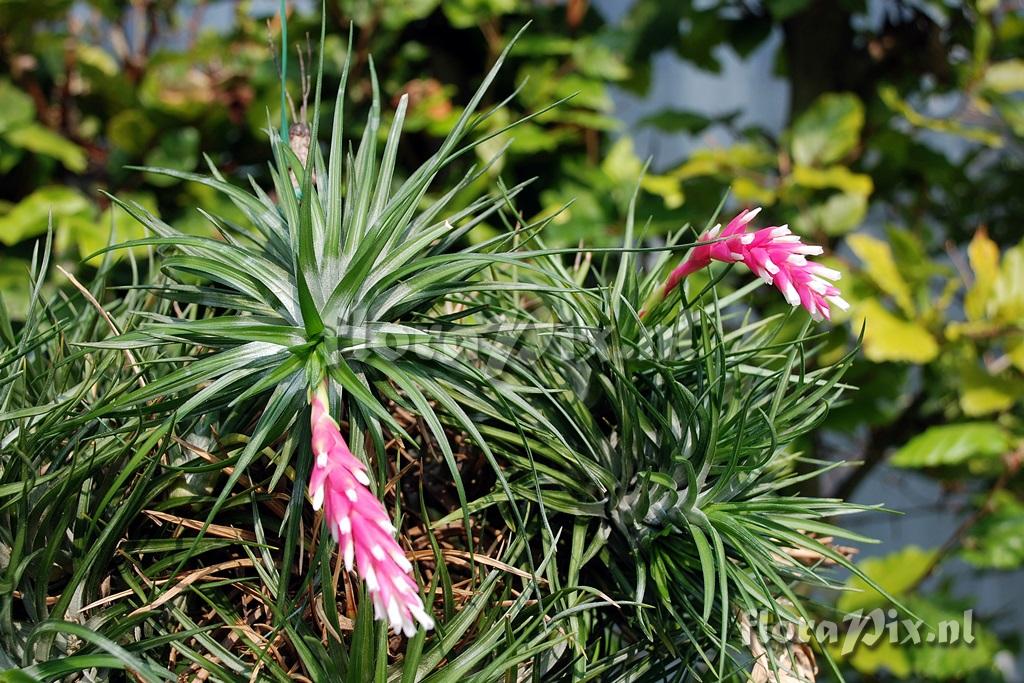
xmin=810 ymin=264 xmax=841 ymax=280
xmin=827 ymin=295 xmax=850 ymax=311
xmin=783 ymin=281 xmax=800 ymax=306
xmin=344 ymin=539 xmax=355 ymax=571
xmin=387 ymin=597 xmax=402 ymax=632
xmin=807 ymin=279 xmax=827 ymax=294
xmin=411 ymin=605 xmax=434 ymax=630
xmin=365 ymin=565 xmax=379 ymax=591
xmin=392 ymin=549 xmax=413 ymax=572
xmin=738 ymin=207 xmax=762 ymax=225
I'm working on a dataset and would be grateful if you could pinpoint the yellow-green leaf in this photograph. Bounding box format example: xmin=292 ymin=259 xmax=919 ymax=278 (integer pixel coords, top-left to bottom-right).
xmin=965 ymin=228 xmax=999 ymax=321
xmin=796 ymin=192 xmax=868 ymax=236
xmin=959 ymin=365 xmax=1018 ymax=416
xmin=983 ymin=58 xmax=1024 ymax=94
xmin=63 ymin=192 xmax=156 ymax=265
xmin=731 ymin=176 xmax=776 ymax=205
xmin=791 ymin=164 xmax=873 ymax=196
xmin=640 ymin=175 xmax=684 ymax=209
xmin=600 ymin=137 xmax=644 ymax=184
xmin=601 ymin=137 xmax=684 ymax=208
xmin=960 ymin=385 xmax=1016 ymax=415
xmin=992 ymin=243 xmax=1024 ymax=323
xmin=75 ymin=43 xmax=119 ymax=78
xmin=848 ymin=236 xmax=915 ymax=316
xmin=0 ymin=79 xmax=34 ymax=135
xmin=790 ymin=92 xmax=864 ymax=166
xmin=962 ymin=491 xmax=1024 ymax=569
xmin=890 ymin=422 xmax=1010 ymax=469
xmin=834 ymin=635 xmax=911 ymax=678
xmin=0 ymin=258 xmax=32 ymax=320
xmin=672 ymin=142 xmax=774 ymax=180
xmin=958 ymin=362 xmax=1015 ymax=417
xmin=837 ymin=546 xmax=936 ymax=614
xmin=880 ymin=85 xmax=1004 ymax=148
xmin=857 ymin=299 xmax=938 ymax=363
xmin=945 ymin=320 xmax=1001 ymax=341
xmin=903 ymin=598 xmax=1002 ymax=678
xmin=0 ymin=186 xmax=93 ymax=246
xmin=5 ymin=123 xmax=87 ymax=172
xmin=1009 ymin=339 xmax=1024 ymax=373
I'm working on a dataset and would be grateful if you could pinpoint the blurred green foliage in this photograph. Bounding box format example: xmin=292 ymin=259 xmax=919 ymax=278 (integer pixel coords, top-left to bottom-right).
xmin=2 ymin=0 xmax=1024 ymax=679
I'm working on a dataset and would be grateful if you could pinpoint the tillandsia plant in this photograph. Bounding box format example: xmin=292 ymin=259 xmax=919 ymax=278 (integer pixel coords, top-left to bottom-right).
xmin=0 ymin=24 xmax=897 ymax=683
xmin=80 ymin=28 xmax=568 ymax=639
xmin=437 ymin=193 xmax=894 ymax=680
xmin=0 ymin=247 xmax=577 ymax=679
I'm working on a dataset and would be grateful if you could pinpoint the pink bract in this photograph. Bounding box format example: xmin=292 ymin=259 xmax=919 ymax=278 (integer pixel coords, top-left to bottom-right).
xmin=309 ymin=383 xmax=434 ymax=637
xmin=659 ymin=207 xmax=848 ymax=321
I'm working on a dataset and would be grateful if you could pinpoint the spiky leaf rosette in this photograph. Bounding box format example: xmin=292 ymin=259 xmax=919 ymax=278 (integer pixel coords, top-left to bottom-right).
xmin=444 ymin=196 xmax=894 ymax=680
xmin=83 ymin=28 xmax=578 ymax=637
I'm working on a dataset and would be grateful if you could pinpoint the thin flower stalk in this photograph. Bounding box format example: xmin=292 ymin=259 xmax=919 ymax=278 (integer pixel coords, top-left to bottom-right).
xmin=308 ymin=382 xmax=434 ymax=636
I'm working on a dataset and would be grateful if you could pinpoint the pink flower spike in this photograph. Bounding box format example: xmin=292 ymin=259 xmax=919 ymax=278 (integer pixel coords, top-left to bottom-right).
xmin=308 ymin=382 xmax=434 ymax=637
xmin=651 ymin=207 xmax=847 ymax=321
xmin=642 ymin=208 xmax=765 ymax=313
